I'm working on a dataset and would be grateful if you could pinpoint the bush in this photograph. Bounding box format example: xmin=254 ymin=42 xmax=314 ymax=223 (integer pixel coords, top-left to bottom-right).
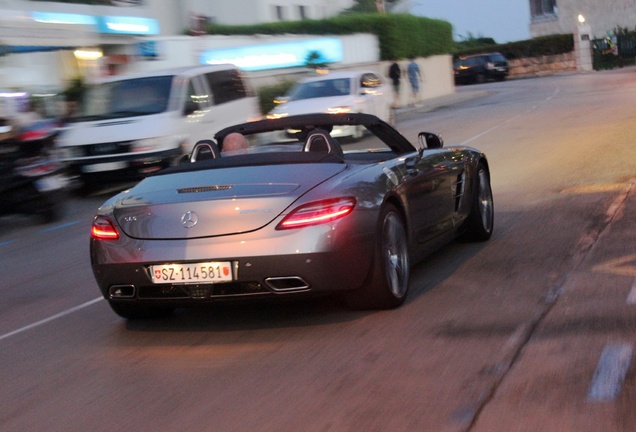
xmin=205 ymin=14 xmax=454 ymax=61
xmin=257 ymin=80 xmax=296 ymax=114
xmin=454 ymin=34 xmax=574 ymax=60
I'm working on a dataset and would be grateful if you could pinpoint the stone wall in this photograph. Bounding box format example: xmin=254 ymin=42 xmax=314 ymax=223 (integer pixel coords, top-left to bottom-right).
xmin=509 ymin=52 xmax=577 ymax=77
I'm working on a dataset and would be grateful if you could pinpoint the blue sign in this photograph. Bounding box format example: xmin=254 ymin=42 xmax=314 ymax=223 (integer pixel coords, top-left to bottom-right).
xmin=200 ymin=38 xmax=344 ymax=71
xmin=97 ymin=16 xmax=159 ymax=35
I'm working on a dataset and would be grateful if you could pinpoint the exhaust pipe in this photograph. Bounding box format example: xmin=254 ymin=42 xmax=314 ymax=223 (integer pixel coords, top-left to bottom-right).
xmin=264 ymin=277 xmax=310 ymax=293
xmin=109 ymin=285 xmax=135 ymax=299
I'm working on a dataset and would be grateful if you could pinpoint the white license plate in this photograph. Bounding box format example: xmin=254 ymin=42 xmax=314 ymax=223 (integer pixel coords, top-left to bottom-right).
xmin=150 ymin=262 xmax=233 ymax=284
xmin=35 ymin=175 xmax=67 ymax=192
xmin=81 ymin=161 xmax=127 ymax=173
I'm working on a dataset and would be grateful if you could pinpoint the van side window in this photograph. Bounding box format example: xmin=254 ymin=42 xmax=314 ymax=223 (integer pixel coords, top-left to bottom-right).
xmin=185 ymin=81 xmax=206 ymax=113
xmin=205 ymin=69 xmax=248 ymax=105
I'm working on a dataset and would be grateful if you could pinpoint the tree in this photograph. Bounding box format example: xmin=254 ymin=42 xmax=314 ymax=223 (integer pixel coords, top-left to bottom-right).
xmin=343 ymin=0 xmax=399 ymax=14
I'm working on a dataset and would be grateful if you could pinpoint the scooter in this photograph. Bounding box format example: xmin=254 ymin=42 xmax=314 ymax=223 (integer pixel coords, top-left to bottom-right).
xmin=0 ymin=118 xmax=68 ymax=223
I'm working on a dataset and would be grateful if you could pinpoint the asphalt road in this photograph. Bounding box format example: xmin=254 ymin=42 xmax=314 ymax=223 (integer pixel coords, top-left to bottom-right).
xmin=1 ymin=68 xmax=635 ymax=432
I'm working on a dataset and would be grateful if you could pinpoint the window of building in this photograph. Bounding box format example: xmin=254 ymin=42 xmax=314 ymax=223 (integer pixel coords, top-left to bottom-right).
xmin=530 ymin=0 xmax=557 ymax=18
xmin=274 ymin=5 xmax=285 ymax=21
xmin=299 ymin=5 xmax=307 ymax=20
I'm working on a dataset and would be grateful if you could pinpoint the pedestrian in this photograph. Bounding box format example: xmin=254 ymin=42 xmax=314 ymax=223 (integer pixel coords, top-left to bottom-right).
xmin=388 ymin=61 xmax=402 ymax=107
xmin=407 ymin=57 xmax=422 ymax=106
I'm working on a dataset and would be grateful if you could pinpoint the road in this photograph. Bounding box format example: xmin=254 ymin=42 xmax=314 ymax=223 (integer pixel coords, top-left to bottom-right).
xmin=1 ymin=68 xmax=635 ymax=432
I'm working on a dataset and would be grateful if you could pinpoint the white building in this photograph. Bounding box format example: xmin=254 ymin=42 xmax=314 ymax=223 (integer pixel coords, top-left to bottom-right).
xmin=529 ymin=0 xmax=636 ymax=38
xmin=0 ymin=0 xmax=356 ymax=91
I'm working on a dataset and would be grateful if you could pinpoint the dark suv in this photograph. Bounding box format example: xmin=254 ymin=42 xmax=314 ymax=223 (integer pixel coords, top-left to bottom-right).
xmin=453 ymin=52 xmax=509 ymax=84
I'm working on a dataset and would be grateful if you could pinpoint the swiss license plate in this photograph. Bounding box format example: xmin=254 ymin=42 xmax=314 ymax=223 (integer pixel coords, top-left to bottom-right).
xmin=81 ymin=161 xmax=127 ymax=173
xmin=150 ymin=262 xmax=233 ymax=284
xmin=35 ymin=175 xmax=67 ymax=192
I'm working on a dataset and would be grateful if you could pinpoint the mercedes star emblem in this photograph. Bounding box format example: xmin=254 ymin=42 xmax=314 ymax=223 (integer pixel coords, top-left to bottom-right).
xmin=181 ymin=211 xmax=198 ymax=228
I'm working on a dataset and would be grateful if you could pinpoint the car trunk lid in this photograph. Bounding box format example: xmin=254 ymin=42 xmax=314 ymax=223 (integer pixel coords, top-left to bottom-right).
xmin=113 ymin=163 xmax=345 ymax=239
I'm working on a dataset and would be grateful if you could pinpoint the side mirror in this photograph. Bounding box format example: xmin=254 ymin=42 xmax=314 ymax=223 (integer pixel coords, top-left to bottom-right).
xmin=417 ymin=132 xmax=444 ymax=153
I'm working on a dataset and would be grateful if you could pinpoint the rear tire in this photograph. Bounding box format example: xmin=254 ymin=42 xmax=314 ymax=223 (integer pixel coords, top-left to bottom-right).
xmin=344 ymin=204 xmax=410 ymax=310
xmin=460 ymin=162 xmax=494 ymax=242
xmin=108 ymin=301 xmax=174 ymax=320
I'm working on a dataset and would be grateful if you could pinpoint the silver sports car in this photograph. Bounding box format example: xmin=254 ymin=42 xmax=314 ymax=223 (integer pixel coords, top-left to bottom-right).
xmin=90 ymin=113 xmax=493 ymax=319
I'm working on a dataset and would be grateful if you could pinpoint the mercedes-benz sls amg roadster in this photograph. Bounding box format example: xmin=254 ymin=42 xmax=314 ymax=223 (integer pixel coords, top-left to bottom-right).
xmin=90 ymin=113 xmax=493 ymax=319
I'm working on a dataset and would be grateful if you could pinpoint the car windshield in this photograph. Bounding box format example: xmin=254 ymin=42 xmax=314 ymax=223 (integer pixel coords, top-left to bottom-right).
xmin=72 ymin=75 xmax=173 ymax=120
xmin=287 ymin=78 xmax=351 ymax=101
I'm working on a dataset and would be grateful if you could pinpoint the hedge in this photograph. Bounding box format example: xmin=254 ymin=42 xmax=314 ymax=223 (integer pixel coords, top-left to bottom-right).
xmin=205 ymin=13 xmax=454 ymax=61
xmin=454 ymin=34 xmax=575 ymax=60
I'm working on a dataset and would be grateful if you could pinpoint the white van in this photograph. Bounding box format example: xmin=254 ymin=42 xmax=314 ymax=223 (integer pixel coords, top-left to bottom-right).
xmin=56 ymin=64 xmax=260 ymax=187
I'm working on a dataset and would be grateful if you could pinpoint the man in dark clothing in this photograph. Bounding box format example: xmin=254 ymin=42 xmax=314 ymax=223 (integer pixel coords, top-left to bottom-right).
xmin=388 ymin=61 xmax=402 ymax=107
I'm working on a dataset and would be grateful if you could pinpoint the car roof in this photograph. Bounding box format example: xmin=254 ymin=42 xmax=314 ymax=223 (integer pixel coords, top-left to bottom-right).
xmin=457 ymin=52 xmax=506 ymax=60
xmin=92 ymin=64 xmax=239 ymax=84
xmin=298 ymin=71 xmax=377 ymax=83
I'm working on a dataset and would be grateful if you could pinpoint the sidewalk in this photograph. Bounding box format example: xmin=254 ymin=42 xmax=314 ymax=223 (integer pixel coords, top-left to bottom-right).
xmin=395 ymin=88 xmax=490 ymax=120
xmin=474 ymin=179 xmax=636 ymax=431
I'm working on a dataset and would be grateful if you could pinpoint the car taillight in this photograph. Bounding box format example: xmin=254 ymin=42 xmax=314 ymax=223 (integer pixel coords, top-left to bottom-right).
xmin=91 ymin=216 xmax=120 ymax=240
xmin=277 ymin=197 xmax=356 ymax=230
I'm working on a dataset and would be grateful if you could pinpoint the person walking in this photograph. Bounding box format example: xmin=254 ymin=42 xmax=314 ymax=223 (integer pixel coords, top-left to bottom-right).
xmin=407 ymin=57 xmax=422 ymax=106
xmin=388 ymin=61 xmax=402 ymax=107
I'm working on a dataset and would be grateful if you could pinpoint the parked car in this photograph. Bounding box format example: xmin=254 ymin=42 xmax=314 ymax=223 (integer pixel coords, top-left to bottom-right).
xmin=56 ymin=64 xmax=260 ymax=190
xmin=90 ymin=113 xmax=494 ymax=319
xmin=453 ymin=52 xmax=509 ymax=84
xmin=267 ymin=71 xmax=394 ymax=139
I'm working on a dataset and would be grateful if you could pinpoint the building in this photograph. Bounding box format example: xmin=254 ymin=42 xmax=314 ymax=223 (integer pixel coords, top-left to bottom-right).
xmin=530 ymin=0 xmax=636 ymax=38
xmin=176 ymin=0 xmax=355 ymax=31
xmin=0 ymin=0 xmax=356 ymax=93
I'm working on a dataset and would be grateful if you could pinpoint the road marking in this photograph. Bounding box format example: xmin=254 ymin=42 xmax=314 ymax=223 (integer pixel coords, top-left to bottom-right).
xmin=0 ymin=297 xmax=103 ymax=342
xmin=627 ymin=278 xmax=636 ymax=305
xmin=587 ymin=343 xmax=633 ymax=401
xmin=0 ymin=220 xmax=81 ymax=247
xmin=460 ymin=85 xmax=561 ymax=146
xmin=39 ymin=220 xmax=81 ymax=233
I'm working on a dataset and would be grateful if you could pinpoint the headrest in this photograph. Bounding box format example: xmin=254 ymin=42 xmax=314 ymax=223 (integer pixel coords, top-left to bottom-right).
xmin=190 ymin=139 xmax=221 ymax=162
xmin=302 ymin=129 xmax=343 ymax=158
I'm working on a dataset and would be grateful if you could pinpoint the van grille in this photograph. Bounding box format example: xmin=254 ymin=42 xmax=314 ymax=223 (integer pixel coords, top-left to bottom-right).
xmin=85 ymin=141 xmax=133 ymax=157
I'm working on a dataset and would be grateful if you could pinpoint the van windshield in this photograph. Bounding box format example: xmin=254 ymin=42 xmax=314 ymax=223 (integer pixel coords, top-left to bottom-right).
xmin=288 ymin=78 xmax=351 ymax=101
xmin=71 ymin=75 xmax=174 ymax=121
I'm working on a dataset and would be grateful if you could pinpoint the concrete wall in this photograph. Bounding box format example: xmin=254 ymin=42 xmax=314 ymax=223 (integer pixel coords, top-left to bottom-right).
xmin=508 ymin=52 xmax=577 ymax=77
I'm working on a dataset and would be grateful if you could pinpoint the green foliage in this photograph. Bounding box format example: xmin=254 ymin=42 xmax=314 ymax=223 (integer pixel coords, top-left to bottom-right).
xmin=454 ymin=34 xmax=574 ymax=60
xmin=206 ymin=14 xmax=454 ymax=61
xmin=455 ymin=36 xmax=497 ymax=51
xmin=305 ymin=50 xmax=328 ymax=69
xmin=62 ymin=77 xmax=85 ymax=102
xmin=342 ymin=0 xmax=400 ymax=13
xmin=257 ymin=80 xmax=296 ymax=114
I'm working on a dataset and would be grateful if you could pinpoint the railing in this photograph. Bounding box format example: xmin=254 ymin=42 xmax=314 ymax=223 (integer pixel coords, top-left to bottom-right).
xmin=592 ymin=34 xmax=636 ymax=70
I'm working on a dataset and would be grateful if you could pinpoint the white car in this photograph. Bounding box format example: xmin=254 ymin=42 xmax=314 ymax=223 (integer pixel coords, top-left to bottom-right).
xmin=268 ymin=71 xmax=394 ymax=139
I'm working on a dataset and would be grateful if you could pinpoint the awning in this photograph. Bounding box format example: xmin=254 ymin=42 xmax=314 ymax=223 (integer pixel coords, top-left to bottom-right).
xmin=0 ymin=20 xmax=100 ymax=53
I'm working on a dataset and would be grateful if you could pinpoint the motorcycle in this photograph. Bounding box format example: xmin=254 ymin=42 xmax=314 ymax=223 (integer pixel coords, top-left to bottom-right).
xmin=0 ymin=118 xmax=68 ymax=223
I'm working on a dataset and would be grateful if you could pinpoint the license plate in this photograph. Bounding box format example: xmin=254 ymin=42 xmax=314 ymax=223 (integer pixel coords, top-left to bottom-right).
xmin=81 ymin=161 xmax=127 ymax=173
xmin=150 ymin=262 xmax=233 ymax=284
xmin=35 ymin=175 xmax=67 ymax=192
